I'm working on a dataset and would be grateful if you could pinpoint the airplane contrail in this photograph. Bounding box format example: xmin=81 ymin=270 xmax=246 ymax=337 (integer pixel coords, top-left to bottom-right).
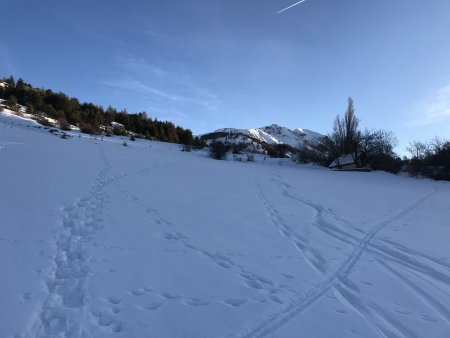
xmin=277 ymin=0 xmax=307 ymax=14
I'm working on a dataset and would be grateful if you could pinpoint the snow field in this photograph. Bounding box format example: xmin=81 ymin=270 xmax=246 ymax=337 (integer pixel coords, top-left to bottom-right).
xmin=1 ymin=111 xmax=450 ymax=337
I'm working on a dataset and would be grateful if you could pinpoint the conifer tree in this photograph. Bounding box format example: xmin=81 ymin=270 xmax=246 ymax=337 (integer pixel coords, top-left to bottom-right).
xmin=6 ymin=95 xmax=19 ymax=111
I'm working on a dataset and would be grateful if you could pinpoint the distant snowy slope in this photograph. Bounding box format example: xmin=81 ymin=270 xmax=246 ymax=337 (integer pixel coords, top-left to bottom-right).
xmin=293 ymin=128 xmax=323 ymax=143
xmin=259 ymin=124 xmax=323 ymax=147
xmin=202 ymin=124 xmax=324 ymax=148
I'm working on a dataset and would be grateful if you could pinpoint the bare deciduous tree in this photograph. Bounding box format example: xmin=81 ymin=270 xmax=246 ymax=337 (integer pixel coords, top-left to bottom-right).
xmin=406 ymin=141 xmax=429 ymax=160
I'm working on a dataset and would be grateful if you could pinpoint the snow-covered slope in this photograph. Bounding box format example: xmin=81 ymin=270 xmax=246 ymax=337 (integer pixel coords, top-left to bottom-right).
xmin=2 ymin=111 xmax=450 ymax=338
xmin=203 ymin=124 xmax=324 ymax=148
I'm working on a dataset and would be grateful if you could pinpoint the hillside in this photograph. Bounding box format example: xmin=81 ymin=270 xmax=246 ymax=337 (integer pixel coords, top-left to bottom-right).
xmin=1 ymin=111 xmax=450 ymax=337
xmin=0 ymin=77 xmax=200 ymax=145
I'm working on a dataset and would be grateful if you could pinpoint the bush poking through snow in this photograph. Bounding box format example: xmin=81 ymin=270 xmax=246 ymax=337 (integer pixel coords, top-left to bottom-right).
xmin=59 ymin=118 xmax=71 ymax=131
xmin=209 ymin=141 xmax=228 ymax=160
xmin=181 ymin=144 xmax=193 ymax=152
xmin=113 ymin=126 xmax=128 ymax=136
xmin=79 ymin=123 xmax=100 ymax=135
xmin=36 ymin=116 xmax=54 ymax=127
xmin=233 ymin=154 xmax=242 ymax=161
xmin=122 ymin=141 xmax=128 ymax=147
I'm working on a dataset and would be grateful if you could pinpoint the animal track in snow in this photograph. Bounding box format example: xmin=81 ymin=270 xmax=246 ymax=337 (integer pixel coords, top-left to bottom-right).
xmin=92 ymin=311 xmax=122 ymax=333
xmin=161 ymin=292 xmax=181 ymax=300
xmin=184 ymin=298 xmax=210 ymax=307
xmin=144 ymin=301 xmax=164 ymax=310
xmin=122 ymin=186 xmax=294 ymax=304
xmin=129 ymin=288 xmax=148 ymax=296
xmin=224 ymin=298 xmax=247 ymax=307
xmin=106 ymin=296 xmax=122 ymax=305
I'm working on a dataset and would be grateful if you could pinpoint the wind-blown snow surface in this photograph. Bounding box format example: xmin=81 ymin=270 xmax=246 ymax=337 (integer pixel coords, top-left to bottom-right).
xmin=1 ymin=113 xmax=450 ymax=338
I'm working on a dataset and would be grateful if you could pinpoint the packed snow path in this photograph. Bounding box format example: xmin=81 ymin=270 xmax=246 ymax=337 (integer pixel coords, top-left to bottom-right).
xmin=1 ymin=113 xmax=450 ymax=337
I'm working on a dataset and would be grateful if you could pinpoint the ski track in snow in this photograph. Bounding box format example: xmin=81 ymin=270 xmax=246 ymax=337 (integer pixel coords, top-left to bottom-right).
xmin=274 ymin=175 xmax=450 ymax=327
xmin=285 ymin=176 xmax=450 ymax=336
xmin=332 ymin=277 xmax=419 ymax=338
xmin=241 ymin=170 xmax=440 ymax=338
xmin=376 ymin=258 xmax=450 ymax=325
xmin=28 ymin=150 xmax=176 ymax=338
xmin=255 ymin=182 xmax=326 ymax=275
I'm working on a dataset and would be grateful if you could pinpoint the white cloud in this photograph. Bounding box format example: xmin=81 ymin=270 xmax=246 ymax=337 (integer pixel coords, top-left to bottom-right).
xmin=117 ymin=55 xmax=168 ymax=80
xmin=410 ymin=85 xmax=450 ymax=126
xmin=104 ymin=54 xmax=222 ymax=112
xmin=100 ymin=79 xmax=181 ymax=101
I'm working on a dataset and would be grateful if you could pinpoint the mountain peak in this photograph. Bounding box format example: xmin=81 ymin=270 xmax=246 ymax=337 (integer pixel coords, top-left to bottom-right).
xmin=202 ymin=124 xmax=324 ymax=149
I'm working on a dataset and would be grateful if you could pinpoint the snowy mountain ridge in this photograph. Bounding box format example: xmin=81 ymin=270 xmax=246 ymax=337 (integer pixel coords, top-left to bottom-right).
xmin=203 ymin=124 xmax=324 ymax=148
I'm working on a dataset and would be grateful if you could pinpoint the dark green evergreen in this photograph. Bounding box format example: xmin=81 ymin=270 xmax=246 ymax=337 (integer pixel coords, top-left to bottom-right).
xmin=0 ymin=76 xmax=196 ymax=145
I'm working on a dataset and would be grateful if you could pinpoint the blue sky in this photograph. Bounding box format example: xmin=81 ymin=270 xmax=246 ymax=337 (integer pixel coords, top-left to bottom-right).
xmin=1 ymin=0 xmax=450 ymax=153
